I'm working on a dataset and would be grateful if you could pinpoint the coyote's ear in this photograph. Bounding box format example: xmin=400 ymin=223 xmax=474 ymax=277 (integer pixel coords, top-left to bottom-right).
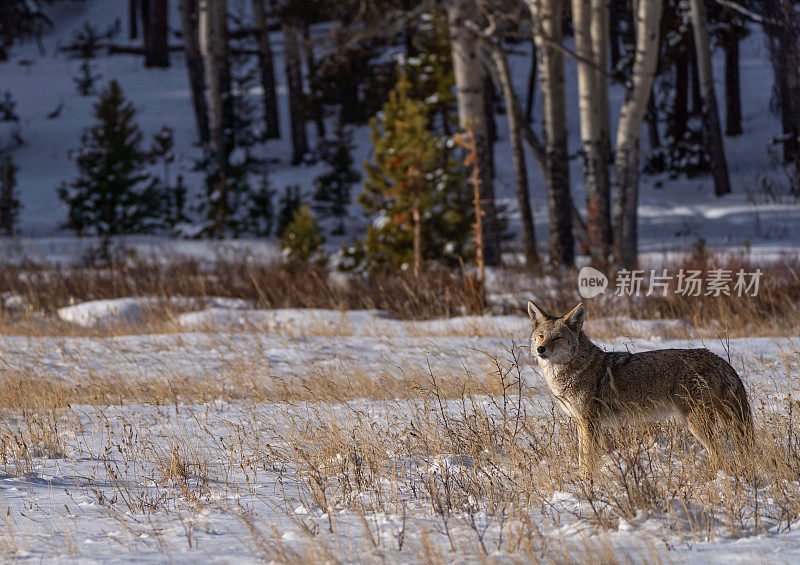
xmin=527 ymin=300 xmax=548 ymax=327
xmin=563 ymin=303 xmax=585 ymax=332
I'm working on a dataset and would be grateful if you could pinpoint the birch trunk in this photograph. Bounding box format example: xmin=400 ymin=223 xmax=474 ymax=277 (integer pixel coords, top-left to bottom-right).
xmin=446 ymin=0 xmax=501 ymax=266
xmin=250 ymin=0 xmax=280 ymax=139
xmin=526 ymin=0 xmax=573 ymax=267
xmin=200 ymin=0 xmax=231 ymax=171
xmin=283 ymin=24 xmax=308 ymax=165
xmin=688 ymin=0 xmax=731 ymax=196
xmin=178 ymin=0 xmax=209 ymax=143
xmin=612 ymin=0 xmax=663 ymax=268
xmin=488 ymin=41 xmax=539 ymax=268
xmin=572 ymin=0 xmax=610 ymax=266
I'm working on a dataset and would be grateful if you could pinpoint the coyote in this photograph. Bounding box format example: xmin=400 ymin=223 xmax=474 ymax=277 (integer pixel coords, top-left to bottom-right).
xmin=527 ymin=300 xmax=753 ymax=473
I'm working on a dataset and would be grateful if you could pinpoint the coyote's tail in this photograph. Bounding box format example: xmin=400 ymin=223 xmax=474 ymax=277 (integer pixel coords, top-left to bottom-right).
xmin=730 ymin=376 xmax=755 ymax=449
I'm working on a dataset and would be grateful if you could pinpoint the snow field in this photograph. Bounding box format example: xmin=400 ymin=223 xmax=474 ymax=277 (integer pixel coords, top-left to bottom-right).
xmin=1 ymin=307 xmax=800 ymax=562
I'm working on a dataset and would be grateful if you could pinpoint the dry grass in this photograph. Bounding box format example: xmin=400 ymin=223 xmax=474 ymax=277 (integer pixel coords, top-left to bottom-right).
xmin=1 ymin=253 xmax=799 ymax=337
xmin=1 ymin=252 xmax=799 ymax=560
xmin=0 ymin=337 xmax=798 ymax=562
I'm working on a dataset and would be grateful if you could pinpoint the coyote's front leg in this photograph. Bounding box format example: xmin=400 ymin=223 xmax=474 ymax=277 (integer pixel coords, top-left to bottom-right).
xmin=577 ymin=417 xmax=601 ymax=477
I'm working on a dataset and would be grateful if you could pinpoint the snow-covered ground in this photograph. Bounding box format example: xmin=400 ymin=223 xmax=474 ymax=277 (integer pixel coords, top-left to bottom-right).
xmin=1 ymin=0 xmax=799 ymax=260
xmin=2 ymin=3 xmax=800 ymax=562
xmin=2 ymin=302 xmax=800 ymax=562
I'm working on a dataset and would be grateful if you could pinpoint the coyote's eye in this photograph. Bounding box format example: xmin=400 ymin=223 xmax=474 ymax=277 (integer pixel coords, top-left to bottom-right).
xmin=538 ymin=334 xmax=544 ymax=339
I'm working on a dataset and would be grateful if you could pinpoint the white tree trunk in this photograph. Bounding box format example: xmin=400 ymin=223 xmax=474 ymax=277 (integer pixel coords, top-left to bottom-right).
xmin=611 ymin=0 xmax=663 ymax=268
xmin=200 ymin=0 xmax=230 ymax=167
xmin=571 ymin=0 xmax=610 ymax=266
xmin=688 ymin=0 xmax=731 ymax=196
xmin=178 ymin=0 xmax=209 ymax=143
xmin=446 ymin=0 xmax=501 ymax=266
xmin=525 ymin=0 xmax=573 ymax=266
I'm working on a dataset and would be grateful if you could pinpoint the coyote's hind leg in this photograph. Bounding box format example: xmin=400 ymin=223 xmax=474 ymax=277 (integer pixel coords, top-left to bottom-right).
xmin=684 ymin=410 xmax=724 ymax=468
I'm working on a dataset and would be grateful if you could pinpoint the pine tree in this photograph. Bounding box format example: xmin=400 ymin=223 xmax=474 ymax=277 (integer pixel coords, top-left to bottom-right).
xmin=276 ymin=184 xmax=301 ymax=237
xmin=58 ymin=80 xmax=165 ymax=236
xmin=68 ymin=22 xmax=117 ymax=97
xmin=403 ymin=7 xmax=458 ymax=135
xmin=281 ymin=204 xmax=325 ymax=264
xmin=313 ymin=124 xmax=360 ymax=234
xmin=172 ymin=174 xmax=189 ymax=227
xmin=74 ymin=59 xmax=101 ymax=96
xmin=245 ymin=171 xmax=276 ymax=236
xmin=0 ymin=153 xmax=20 ymax=236
xmin=202 ymin=159 xmax=250 ymax=237
xmin=149 ymin=125 xmax=179 ymax=225
xmin=354 ymin=73 xmax=473 ymax=274
xmin=0 ymin=91 xmax=19 ymax=122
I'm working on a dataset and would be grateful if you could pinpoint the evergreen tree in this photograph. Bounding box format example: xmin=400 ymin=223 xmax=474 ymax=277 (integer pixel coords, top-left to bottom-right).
xmin=281 ymin=204 xmax=326 ymax=264
xmin=172 ymin=174 xmax=189 ymax=227
xmin=58 ymin=80 xmax=166 ymax=236
xmin=245 ymin=171 xmax=276 ymax=236
xmin=276 ymin=184 xmax=302 ymax=237
xmin=0 ymin=154 xmax=20 ymax=236
xmin=403 ymin=6 xmax=458 ymax=135
xmin=0 ymin=91 xmax=19 ymax=122
xmin=0 ymin=0 xmax=52 ymax=61
xmin=202 ymin=159 xmax=250 ymax=237
xmin=350 ymin=73 xmax=473 ymax=273
xmin=68 ymin=22 xmax=118 ymax=97
xmin=149 ymin=125 xmax=180 ymax=226
xmin=313 ymin=124 xmax=360 ymax=234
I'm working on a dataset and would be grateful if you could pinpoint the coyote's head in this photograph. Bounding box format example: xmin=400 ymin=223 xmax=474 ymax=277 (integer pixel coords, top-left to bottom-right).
xmin=527 ymin=300 xmax=585 ymax=364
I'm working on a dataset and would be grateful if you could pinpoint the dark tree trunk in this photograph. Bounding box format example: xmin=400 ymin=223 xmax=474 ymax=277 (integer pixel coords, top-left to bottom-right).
xmin=525 ymin=39 xmax=537 ymax=123
xmin=141 ymin=0 xmax=151 ymax=59
xmin=646 ymin=88 xmax=660 ymax=149
xmin=145 ymin=0 xmax=169 ymax=67
xmin=672 ymin=45 xmax=689 ymax=140
xmin=483 ymin=71 xmax=497 ymax=176
xmin=484 ymin=72 xmax=498 ymax=145
xmin=284 ymin=25 xmax=308 ymax=165
xmin=689 ymin=0 xmax=731 ymax=196
xmin=609 ymin=0 xmax=621 ymax=68
xmin=251 ymin=0 xmax=280 ymax=139
xmin=129 ymin=0 xmax=139 ymax=39
xmin=723 ymin=31 xmax=743 ymax=136
xmin=489 ymin=41 xmax=539 ymax=268
xmin=763 ymin=0 xmax=800 ymax=164
xmin=302 ymin=24 xmax=325 ymax=140
xmin=688 ymin=34 xmax=702 ymax=115
xmin=178 ymin=0 xmax=209 ymax=143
